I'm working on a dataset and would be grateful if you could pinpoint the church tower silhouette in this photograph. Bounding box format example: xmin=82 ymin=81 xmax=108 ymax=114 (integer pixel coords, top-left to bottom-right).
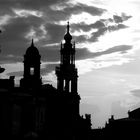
xmin=55 ymin=22 xmax=80 ymax=116
xmin=56 ymin=22 xmax=78 ymax=93
xmin=20 ymin=39 xmax=42 ymax=89
xmin=0 ymin=22 xmax=92 ymax=140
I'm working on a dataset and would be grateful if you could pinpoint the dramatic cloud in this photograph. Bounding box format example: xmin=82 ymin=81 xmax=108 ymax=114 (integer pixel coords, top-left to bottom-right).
xmin=113 ymin=15 xmax=123 ymax=23
xmin=0 ymin=0 xmax=133 ymax=88
xmin=71 ymin=21 xmax=105 ymax=32
xmin=113 ymin=13 xmax=132 ymax=23
xmin=0 ymin=0 xmax=132 ymax=66
xmin=12 ymin=8 xmax=43 ymax=18
xmin=76 ymin=45 xmax=133 ymax=60
xmin=52 ymin=3 xmax=106 ymax=16
xmin=108 ymin=24 xmax=128 ymax=32
xmin=71 ymin=14 xmax=131 ymax=43
xmin=0 ymin=0 xmax=68 ymax=12
xmin=0 ymin=17 xmax=41 ymax=55
xmin=40 ymin=44 xmax=133 ymax=63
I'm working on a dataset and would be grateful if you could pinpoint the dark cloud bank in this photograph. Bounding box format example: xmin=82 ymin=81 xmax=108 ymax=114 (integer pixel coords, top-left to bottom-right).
xmin=0 ymin=0 xmax=132 ymax=78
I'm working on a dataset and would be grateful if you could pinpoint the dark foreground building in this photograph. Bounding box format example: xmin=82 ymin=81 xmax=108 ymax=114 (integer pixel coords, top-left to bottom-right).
xmin=105 ymin=109 xmax=140 ymax=140
xmin=0 ymin=23 xmax=91 ymax=140
xmin=92 ymin=108 xmax=140 ymax=140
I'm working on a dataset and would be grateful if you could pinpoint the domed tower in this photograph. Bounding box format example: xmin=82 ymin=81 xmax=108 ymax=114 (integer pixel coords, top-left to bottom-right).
xmin=56 ymin=22 xmax=78 ymax=93
xmin=20 ymin=39 xmax=42 ymax=89
xmin=55 ymin=22 xmax=81 ymax=129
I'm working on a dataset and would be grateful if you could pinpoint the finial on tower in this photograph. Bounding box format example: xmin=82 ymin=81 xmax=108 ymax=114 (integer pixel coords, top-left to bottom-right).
xmin=64 ymin=21 xmax=72 ymax=41
xmin=31 ymin=38 xmax=34 ymax=47
xmin=67 ymin=21 xmax=70 ymax=33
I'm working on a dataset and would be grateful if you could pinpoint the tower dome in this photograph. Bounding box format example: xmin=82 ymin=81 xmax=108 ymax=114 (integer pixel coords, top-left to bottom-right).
xmin=64 ymin=22 xmax=72 ymax=41
xmin=26 ymin=39 xmax=39 ymax=56
xmin=20 ymin=39 xmax=41 ymax=89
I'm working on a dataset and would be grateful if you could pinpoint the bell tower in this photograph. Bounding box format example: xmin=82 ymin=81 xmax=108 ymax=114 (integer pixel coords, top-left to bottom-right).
xmin=20 ymin=39 xmax=42 ymax=89
xmin=55 ymin=22 xmax=78 ymax=94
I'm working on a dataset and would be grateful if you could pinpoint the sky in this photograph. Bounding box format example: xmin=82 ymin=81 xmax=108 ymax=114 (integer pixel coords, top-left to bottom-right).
xmin=0 ymin=0 xmax=140 ymax=128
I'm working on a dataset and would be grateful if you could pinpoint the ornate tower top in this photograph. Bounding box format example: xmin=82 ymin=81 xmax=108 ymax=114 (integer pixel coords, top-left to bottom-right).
xmin=64 ymin=21 xmax=72 ymax=41
xmin=55 ymin=22 xmax=78 ymax=93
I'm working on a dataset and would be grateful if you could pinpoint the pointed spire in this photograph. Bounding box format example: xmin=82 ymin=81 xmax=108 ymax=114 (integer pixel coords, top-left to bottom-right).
xmin=31 ymin=38 xmax=34 ymax=47
xmin=67 ymin=21 xmax=70 ymax=33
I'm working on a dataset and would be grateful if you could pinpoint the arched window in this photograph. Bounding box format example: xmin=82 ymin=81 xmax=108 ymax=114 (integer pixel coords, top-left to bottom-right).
xmin=30 ymin=67 xmax=34 ymax=75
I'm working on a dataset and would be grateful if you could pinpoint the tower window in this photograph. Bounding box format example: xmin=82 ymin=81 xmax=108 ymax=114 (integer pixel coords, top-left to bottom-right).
xmin=30 ymin=67 xmax=34 ymax=75
xmin=69 ymin=80 xmax=71 ymax=92
xmin=64 ymin=79 xmax=66 ymax=91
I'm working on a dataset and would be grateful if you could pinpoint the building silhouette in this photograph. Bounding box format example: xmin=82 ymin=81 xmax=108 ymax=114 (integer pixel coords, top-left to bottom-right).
xmin=104 ymin=108 xmax=140 ymax=140
xmin=91 ymin=108 xmax=140 ymax=140
xmin=1 ymin=22 xmax=140 ymax=140
xmin=20 ymin=39 xmax=42 ymax=89
xmin=0 ymin=23 xmax=91 ymax=140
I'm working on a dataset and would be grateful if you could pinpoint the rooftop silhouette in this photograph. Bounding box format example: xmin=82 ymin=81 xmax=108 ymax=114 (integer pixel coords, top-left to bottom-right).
xmin=0 ymin=22 xmax=140 ymax=140
xmin=0 ymin=22 xmax=92 ymax=140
